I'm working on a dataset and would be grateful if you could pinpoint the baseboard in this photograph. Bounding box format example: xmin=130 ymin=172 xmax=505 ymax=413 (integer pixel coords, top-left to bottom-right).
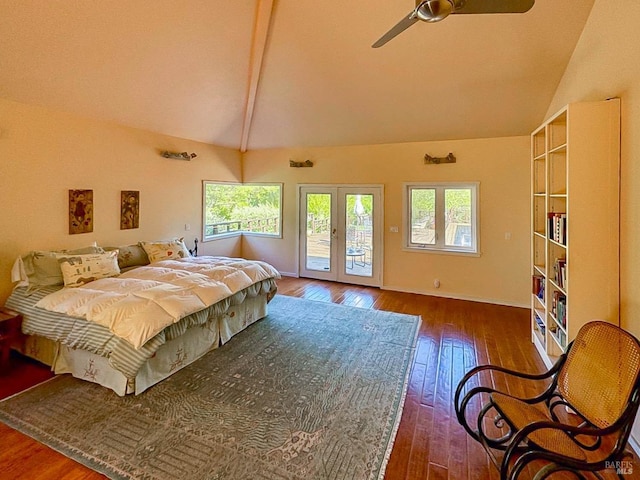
xmin=278 ymin=276 xmax=528 ymax=308
xmin=380 ymin=284 xmax=530 ymax=309
xmin=278 ymin=271 xmax=298 ymax=278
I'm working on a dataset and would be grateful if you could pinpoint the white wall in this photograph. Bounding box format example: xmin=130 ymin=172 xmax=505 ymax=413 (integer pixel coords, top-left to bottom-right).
xmin=242 ymin=136 xmax=531 ymax=307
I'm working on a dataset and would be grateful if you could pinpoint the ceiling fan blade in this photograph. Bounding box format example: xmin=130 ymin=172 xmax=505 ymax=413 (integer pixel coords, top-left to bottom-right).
xmin=453 ymin=0 xmax=534 ymax=14
xmin=372 ymin=11 xmax=419 ymax=48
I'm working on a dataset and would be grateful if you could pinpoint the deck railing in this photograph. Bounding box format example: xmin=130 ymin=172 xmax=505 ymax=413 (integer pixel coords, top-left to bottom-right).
xmin=307 ymin=216 xmax=330 ymax=234
xmin=205 ymin=217 xmax=279 ymax=236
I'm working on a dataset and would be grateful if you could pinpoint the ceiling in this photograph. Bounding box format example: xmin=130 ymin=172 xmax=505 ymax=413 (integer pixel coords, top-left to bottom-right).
xmin=0 ymin=0 xmax=595 ymax=151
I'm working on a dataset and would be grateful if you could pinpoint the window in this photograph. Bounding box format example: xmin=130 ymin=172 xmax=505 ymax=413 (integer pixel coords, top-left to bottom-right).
xmin=203 ymin=182 xmax=282 ymax=240
xmin=404 ymin=182 xmax=479 ymax=254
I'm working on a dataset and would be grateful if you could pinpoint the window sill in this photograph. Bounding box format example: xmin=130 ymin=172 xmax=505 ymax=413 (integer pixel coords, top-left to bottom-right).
xmin=403 ymin=246 xmax=481 ymax=257
xmin=202 ymin=232 xmax=242 ymax=242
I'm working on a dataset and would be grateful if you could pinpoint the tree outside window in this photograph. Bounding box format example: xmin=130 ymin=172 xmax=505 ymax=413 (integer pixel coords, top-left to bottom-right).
xmin=203 ymin=182 xmax=282 ymax=239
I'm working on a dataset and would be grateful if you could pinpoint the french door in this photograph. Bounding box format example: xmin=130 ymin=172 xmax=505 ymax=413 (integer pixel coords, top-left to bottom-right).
xmin=299 ymin=185 xmax=382 ymax=287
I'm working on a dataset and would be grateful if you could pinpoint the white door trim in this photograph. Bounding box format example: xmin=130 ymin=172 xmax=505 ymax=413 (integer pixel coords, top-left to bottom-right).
xmin=298 ymin=184 xmax=383 ymax=287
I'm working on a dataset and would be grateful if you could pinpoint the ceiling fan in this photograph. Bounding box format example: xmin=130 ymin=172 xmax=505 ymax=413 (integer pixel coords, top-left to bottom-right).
xmin=372 ymin=0 xmax=535 ymax=48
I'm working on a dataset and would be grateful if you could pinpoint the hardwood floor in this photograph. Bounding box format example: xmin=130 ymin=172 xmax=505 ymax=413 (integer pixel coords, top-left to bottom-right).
xmin=0 ymin=276 xmax=637 ymax=479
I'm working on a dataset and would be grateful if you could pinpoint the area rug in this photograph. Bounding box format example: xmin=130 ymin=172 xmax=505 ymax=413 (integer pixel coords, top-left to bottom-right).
xmin=0 ymin=295 xmax=420 ymax=480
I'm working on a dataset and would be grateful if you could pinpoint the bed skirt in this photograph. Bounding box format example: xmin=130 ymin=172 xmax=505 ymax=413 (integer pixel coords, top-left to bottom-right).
xmin=16 ymin=293 xmax=269 ymax=395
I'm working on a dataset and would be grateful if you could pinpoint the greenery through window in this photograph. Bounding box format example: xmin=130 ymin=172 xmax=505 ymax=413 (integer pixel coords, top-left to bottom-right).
xmin=405 ymin=183 xmax=478 ymax=254
xmin=304 ymin=193 xmax=374 ymax=231
xmin=203 ymin=182 xmax=282 ymax=239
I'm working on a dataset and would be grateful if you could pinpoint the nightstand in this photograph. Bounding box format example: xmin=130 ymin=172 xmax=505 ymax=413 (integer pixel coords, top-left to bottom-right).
xmin=0 ymin=307 xmax=22 ymax=373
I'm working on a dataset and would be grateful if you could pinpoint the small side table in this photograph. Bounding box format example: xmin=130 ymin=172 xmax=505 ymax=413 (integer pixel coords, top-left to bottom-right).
xmin=0 ymin=307 xmax=22 ymax=373
xmin=346 ymin=247 xmax=366 ymax=269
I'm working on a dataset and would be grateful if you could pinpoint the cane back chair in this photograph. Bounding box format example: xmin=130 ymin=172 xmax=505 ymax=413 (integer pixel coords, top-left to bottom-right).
xmin=454 ymin=321 xmax=640 ymax=479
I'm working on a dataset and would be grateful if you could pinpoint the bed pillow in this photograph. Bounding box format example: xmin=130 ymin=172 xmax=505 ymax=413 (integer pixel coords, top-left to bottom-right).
xmin=21 ymin=244 xmax=105 ymax=287
xmin=104 ymin=244 xmax=150 ymax=270
xmin=57 ymin=250 xmax=120 ymax=287
xmin=139 ymin=238 xmax=191 ymax=263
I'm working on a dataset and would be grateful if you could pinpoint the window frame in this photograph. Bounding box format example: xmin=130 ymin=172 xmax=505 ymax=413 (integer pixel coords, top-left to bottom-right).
xmin=402 ymin=182 xmax=480 ymax=256
xmin=202 ymin=181 xmax=284 ymax=242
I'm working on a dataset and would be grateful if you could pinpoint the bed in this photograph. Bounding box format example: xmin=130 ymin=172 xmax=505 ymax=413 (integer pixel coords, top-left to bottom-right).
xmin=5 ymin=240 xmax=280 ymax=395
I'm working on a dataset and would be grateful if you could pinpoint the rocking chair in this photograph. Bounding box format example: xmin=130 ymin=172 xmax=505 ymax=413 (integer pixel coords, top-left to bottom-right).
xmin=454 ymin=321 xmax=640 ymax=479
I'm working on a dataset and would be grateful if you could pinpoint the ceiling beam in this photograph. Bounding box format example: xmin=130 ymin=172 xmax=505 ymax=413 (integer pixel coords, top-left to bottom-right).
xmin=239 ymin=0 xmax=275 ymax=153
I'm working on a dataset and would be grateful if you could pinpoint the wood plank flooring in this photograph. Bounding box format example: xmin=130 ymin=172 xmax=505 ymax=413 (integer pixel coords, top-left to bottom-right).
xmin=0 ymin=276 xmax=637 ymax=479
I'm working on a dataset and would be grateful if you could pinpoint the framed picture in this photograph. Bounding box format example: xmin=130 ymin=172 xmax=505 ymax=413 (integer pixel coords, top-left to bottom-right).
xmin=120 ymin=190 xmax=140 ymax=230
xmin=69 ymin=189 xmax=94 ymax=234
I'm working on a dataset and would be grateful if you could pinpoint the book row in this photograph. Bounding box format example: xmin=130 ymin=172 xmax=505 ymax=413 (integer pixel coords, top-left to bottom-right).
xmin=553 ymin=258 xmax=567 ymax=289
xmin=532 ymin=275 xmax=545 ymax=301
xmin=550 ymin=325 xmax=567 ymax=348
xmin=534 ymin=311 xmax=546 ymax=343
xmin=548 ymin=212 xmax=567 ymax=245
xmin=551 ymin=290 xmax=567 ymax=328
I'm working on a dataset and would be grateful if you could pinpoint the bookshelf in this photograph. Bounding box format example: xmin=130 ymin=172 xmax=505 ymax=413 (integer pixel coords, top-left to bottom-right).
xmin=530 ymin=99 xmax=620 ymax=367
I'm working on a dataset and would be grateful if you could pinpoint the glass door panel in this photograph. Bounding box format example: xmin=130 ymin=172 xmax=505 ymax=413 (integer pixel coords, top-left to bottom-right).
xmin=299 ymin=187 xmax=337 ymax=281
xmin=344 ymin=193 xmax=373 ymax=278
xmin=305 ymin=193 xmax=332 ymax=272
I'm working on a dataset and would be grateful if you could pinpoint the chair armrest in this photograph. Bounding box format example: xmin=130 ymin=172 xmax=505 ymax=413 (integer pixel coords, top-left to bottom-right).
xmin=455 ymin=362 xmax=560 ymax=407
xmin=464 ymin=361 xmax=561 ymax=383
xmin=454 ymin=358 xmax=566 ymax=441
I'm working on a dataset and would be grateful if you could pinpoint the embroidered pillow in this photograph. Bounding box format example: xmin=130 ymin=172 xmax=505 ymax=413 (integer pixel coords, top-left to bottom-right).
xmin=139 ymin=238 xmax=190 ymax=263
xmin=57 ymin=250 xmax=120 ymax=287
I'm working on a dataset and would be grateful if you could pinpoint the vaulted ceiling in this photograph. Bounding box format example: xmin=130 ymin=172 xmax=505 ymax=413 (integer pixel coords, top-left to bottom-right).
xmin=0 ymin=0 xmax=594 ymax=151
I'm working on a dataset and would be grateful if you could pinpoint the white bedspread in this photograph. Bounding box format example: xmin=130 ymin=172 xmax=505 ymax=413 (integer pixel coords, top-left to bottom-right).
xmin=35 ymin=256 xmax=280 ymax=349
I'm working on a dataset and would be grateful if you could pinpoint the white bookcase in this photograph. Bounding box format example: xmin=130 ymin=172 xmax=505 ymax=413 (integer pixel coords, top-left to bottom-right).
xmin=530 ymin=99 xmax=620 ymax=367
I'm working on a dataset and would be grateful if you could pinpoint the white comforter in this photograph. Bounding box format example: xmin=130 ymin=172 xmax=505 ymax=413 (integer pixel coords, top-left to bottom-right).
xmin=35 ymin=256 xmax=280 ymax=349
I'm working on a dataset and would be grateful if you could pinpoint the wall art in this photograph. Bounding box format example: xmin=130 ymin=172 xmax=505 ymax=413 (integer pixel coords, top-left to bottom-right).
xmin=120 ymin=190 xmax=140 ymax=230
xmin=69 ymin=189 xmax=94 ymax=234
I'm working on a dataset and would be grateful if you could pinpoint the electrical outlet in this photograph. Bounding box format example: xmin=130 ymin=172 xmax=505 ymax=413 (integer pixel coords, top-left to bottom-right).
xmin=185 ymin=223 xmax=191 ymax=231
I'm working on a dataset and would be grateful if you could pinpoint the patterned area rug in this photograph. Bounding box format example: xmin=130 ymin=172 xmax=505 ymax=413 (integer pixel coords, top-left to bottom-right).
xmin=0 ymin=295 xmax=420 ymax=480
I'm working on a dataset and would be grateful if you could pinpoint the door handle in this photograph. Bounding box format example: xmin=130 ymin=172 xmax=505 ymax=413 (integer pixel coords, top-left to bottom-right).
xmin=331 ymin=228 xmax=337 ymax=239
